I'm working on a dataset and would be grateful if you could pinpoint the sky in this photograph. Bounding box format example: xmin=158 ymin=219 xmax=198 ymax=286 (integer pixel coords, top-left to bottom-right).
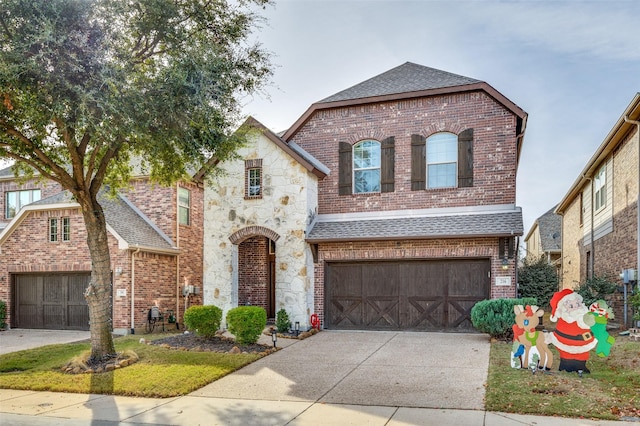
xmin=239 ymin=0 xmax=640 ymax=238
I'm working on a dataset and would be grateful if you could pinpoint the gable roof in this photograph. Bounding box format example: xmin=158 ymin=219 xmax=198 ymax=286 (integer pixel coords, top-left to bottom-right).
xmin=306 ymin=205 xmax=523 ymax=243
xmin=0 ymin=189 xmax=179 ymax=254
xmin=194 ymin=116 xmax=329 ymax=181
xmin=556 ymin=92 xmax=640 ymax=214
xmin=525 ymin=205 xmax=561 ymax=253
xmin=282 ymin=62 xmax=528 ymax=147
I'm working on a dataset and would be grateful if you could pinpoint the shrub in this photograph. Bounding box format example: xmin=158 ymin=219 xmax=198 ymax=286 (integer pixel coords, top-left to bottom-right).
xmin=275 ymin=308 xmax=291 ymax=333
xmin=575 ymin=275 xmax=618 ymax=306
xmin=183 ymin=305 xmax=223 ymax=338
xmin=0 ymin=300 xmax=6 ymax=330
xmin=226 ymin=306 xmax=267 ymax=344
xmin=471 ymin=297 xmax=538 ymax=340
xmin=517 ymin=255 xmax=559 ymax=308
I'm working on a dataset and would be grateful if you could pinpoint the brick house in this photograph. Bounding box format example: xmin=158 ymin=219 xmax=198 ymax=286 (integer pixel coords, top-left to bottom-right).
xmin=203 ymin=62 xmax=528 ymax=331
xmin=524 ymin=205 xmax=562 ymax=274
xmin=0 ymin=168 xmax=203 ymax=333
xmin=555 ymin=93 xmax=639 ymax=326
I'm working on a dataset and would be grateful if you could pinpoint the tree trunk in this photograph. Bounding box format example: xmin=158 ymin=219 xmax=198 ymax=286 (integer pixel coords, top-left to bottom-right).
xmin=81 ymin=197 xmax=116 ymax=361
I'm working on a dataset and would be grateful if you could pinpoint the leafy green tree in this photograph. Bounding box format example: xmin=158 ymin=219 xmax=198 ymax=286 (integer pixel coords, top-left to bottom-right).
xmin=0 ymin=0 xmax=273 ymax=361
xmin=517 ymin=255 xmax=559 ymax=308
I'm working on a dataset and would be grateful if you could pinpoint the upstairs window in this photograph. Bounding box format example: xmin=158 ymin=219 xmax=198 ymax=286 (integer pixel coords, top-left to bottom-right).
xmin=339 ymin=137 xmax=394 ymax=195
xmin=426 ymin=132 xmax=457 ymax=188
xmin=5 ymin=189 xmax=41 ymax=219
xmin=411 ymin=129 xmax=473 ymax=190
xmin=178 ymin=187 xmax=191 ymax=225
xmin=49 ymin=217 xmax=71 ymax=242
xmin=353 ymin=140 xmax=381 ymax=193
xmin=594 ymin=165 xmax=606 ymax=211
xmin=245 ymin=159 xmax=263 ymax=199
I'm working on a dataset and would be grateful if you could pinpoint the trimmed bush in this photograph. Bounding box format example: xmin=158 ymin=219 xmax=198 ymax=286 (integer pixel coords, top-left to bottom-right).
xmin=226 ymin=306 xmax=267 ymax=344
xmin=575 ymin=275 xmax=618 ymax=306
xmin=275 ymin=308 xmax=291 ymax=333
xmin=183 ymin=305 xmax=223 ymax=338
xmin=471 ymin=297 xmax=538 ymax=340
xmin=0 ymin=300 xmax=5 ymax=330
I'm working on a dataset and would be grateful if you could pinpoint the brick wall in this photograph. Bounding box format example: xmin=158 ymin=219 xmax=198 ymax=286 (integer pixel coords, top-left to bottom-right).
xmin=238 ymin=236 xmax=269 ymax=309
xmin=290 ymin=91 xmax=518 ymax=214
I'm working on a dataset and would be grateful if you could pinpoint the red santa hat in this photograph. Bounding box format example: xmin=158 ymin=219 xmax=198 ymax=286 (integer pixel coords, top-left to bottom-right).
xmin=549 ymin=288 xmax=574 ymax=321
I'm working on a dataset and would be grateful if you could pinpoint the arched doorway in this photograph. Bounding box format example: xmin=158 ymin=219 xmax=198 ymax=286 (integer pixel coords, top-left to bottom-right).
xmin=237 ymin=236 xmax=277 ymax=319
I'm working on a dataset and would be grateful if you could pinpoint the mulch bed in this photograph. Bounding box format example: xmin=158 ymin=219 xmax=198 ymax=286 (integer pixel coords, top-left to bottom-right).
xmin=150 ymin=333 xmax=273 ymax=354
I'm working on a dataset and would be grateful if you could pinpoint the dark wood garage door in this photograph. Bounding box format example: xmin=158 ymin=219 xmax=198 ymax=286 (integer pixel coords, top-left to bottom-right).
xmin=13 ymin=273 xmax=91 ymax=330
xmin=325 ymin=259 xmax=490 ymax=331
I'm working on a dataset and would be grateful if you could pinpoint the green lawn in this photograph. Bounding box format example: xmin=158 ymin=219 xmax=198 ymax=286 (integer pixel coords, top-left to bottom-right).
xmin=485 ymin=338 xmax=640 ymax=420
xmin=0 ymin=333 xmax=262 ymax=397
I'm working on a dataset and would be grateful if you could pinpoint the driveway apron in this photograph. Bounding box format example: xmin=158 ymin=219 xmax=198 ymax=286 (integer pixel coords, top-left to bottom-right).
xmin=191 ymin=330 xmax=490 ymax=410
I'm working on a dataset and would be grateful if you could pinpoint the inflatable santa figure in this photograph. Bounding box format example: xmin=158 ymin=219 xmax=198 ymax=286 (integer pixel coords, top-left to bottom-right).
xmin=547 ymin=289 xmax=597 ymax=373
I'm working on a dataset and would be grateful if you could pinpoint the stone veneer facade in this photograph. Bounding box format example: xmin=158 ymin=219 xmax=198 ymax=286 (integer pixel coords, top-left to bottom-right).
xmin=203 ymin=131 xmax=318 ymax=327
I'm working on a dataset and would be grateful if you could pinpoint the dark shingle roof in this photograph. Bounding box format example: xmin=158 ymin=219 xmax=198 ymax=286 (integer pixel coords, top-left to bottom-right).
xmin=537 ymin=206 xmax=562 ymax=252
xmin=319 ymin=62 xmax=481 ymax=103
xmin=306 ymin=209 xmax=523 ymax=243
xmin=31 ymin=190 xmax=176 ymax=251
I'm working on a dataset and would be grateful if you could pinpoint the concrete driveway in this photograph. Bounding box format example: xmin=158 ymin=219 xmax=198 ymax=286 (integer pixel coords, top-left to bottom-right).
xmin=0 ymin=329 xmax=90 ymax=355
xmin=191 ymin=330 xmax=490 ymax=410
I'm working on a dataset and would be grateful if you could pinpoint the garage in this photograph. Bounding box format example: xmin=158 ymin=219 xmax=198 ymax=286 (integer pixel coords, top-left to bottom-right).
xmin=12 ymin=273 xmax=91 ymax=330
xmin=325 ymin=259 xmax=490 ymax=331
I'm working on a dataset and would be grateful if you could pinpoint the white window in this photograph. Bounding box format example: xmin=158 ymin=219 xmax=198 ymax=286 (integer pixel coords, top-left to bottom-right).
xmin=62 ymin=217 xmax=71 ymax=241
xmin=248 ymin=168 xmax=261 ymax=196
xmin=353 ymin=140 xmax=381 ymax=193
xmin=178 ymin=187 xmax=190 ymax=225
xmin=594 ymin=165 xmax=606 ymax=211
xmin=5 ymin=189 xmax=41 ymax=218
xmin=426 ymin=132 xmax=457 ymax=188
xmin=49 ymin=218 xmax=58 ymax=242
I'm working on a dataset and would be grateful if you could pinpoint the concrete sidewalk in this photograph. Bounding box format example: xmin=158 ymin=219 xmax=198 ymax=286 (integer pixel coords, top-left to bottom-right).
xmin=0 ymin=330 xmax=637 ymax=425
xmin=0 ymin=329 xmax=90 ymax=355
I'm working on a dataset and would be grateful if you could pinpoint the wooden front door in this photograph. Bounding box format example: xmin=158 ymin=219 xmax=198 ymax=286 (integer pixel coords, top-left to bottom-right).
xmin=325 ymin=259 xmax=490 ymax=331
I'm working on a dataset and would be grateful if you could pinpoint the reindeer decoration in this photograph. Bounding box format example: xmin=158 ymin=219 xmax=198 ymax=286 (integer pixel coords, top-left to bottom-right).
xmin=511 ymin=305 xmax=554 ymax=371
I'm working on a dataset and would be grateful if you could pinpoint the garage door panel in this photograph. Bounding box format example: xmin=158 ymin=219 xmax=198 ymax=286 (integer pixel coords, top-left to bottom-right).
xmin=326 ymin=259 xmax=490 ymax=332
xmin=14 ymin=273 xmax=91 ymax=330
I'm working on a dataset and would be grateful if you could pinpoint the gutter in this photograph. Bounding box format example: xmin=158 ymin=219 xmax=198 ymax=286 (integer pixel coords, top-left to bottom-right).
xmin=130 ymin=247 xmax=141 ymax=334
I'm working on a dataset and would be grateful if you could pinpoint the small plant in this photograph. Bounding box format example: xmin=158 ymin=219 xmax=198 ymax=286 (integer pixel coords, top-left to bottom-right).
xmin=183 ymin=305 xmax=223 ymax=338
xmin=630 ymin=290 xmax=640 ymax=322
xmin=575 ymin=275 xmax=618 ymax=306
xmin=471 ymin=297 xmax=537 ymax=340
xmin=226 ymin=306 xmax=267 ymax=344
xmin=275 ymin=308 xmax=291 ymax=333
xmin=0 ymin=300 xmax=6 ymax=330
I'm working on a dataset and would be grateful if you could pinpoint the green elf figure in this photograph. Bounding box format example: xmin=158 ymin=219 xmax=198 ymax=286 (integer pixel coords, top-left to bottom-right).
xmin=588 ymin=300 xmax=615 ymax=357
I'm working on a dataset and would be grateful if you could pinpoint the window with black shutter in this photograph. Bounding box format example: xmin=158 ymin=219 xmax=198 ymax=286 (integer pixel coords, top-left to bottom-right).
xmin=411 ymin=134 xmax=426 ymax=190
xmin=338 ymin=141 xmax=352 ymax=195
xmin=458 ymin=128 xmax=474 ymax=188
xmin=381 ymin=136 xmax=395 ymax=193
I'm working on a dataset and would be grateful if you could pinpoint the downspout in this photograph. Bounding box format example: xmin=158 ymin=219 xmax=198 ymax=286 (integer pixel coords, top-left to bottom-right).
xmin=624 ymin=115 xmax=640 ymax=325
xmin=130 ymin=247 xmax=141 ymax=334
xmin=176 ymin=183 xmax=181 ymax=327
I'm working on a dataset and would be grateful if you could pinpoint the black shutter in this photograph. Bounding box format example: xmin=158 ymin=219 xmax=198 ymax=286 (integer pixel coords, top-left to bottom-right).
xmin=411 ymin=134 xmax=426 ymax=190
xmin=458 ymin=128 xmax=473 ymax=187
xmin=381 ymin=136 xmax=395 ymax=193
xmin=339 ymin=141 xmax=352 ymax=195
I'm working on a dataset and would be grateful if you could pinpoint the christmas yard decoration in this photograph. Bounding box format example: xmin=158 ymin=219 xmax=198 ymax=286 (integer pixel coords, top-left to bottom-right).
xmin=547 ymin=289 xmax=598 ymax=373
xmin=511 ymin=305 xmax=554 ymax=370
xmin=588 ymin=300 xmax=615 ymax=357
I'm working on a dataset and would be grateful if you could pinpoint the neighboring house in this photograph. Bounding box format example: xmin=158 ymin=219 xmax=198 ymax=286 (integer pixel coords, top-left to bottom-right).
xmin=203 ymin=62 xmax=528 ymax=331
xmin=556 ymin=93 xmax=639 ymax=326
xmin=0 ymin=168 xmax=203 ymax=333
xmin=524 ymin=205 xmax=562 ymax=274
